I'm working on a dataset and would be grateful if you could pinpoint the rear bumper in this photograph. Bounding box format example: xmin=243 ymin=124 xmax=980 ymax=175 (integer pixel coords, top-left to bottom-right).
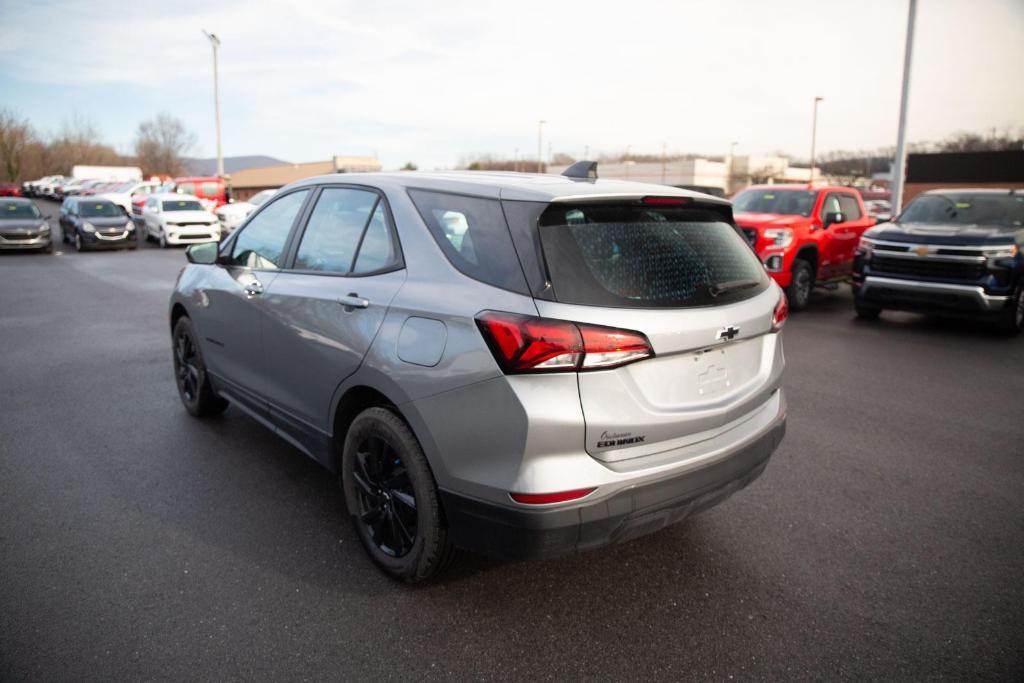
xmin=855 ymin=275 xmax=1011 ymax=316
xmin=440 ymin=414 xmax=785 ymax=560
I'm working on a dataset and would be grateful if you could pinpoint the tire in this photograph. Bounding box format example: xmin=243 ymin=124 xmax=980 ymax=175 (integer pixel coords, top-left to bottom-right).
xmin=341 ymin=407 xmax=456 ymax=583
xmin=854 ymin=298 xmax=882 ymax=319
xmin=785 ymin=259 xmax=814 ymax=311
xmin=171 ymin=316 xmax=228 ymax=417
xmin=994 ymin=284 xmax=1024 ymax=336
xmin=74 ymin=233 xmax=84 ymax=252
xmin=41 ymin=241 xmax=53 ymax=254
xmin=158 ymin=229 xmax=168 ymax=249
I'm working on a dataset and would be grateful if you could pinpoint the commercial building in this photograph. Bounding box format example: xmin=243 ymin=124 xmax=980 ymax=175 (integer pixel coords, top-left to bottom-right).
xmin=548 ymin=155 xmax=819 ymax=196
xmin=228 ymin=156 xmax=382 ymax=200
xmin=902 ymin=150 xmax=1024 ymax=205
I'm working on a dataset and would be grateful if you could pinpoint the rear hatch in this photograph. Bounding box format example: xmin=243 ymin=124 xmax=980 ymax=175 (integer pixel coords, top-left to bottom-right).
xmin=509 ymin=197 xmax=784 ymax=466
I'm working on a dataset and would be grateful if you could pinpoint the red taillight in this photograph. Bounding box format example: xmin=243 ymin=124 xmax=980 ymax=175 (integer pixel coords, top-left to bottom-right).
xmin=772 ymin=292 xmax=789 ymax=331
xmin=476 ymin=311 xmax=654 ymax=374
xmin=642 ymin=196 xmax=689 ymax=206
xmin=510 ymin=487 xmax=597 ymax=505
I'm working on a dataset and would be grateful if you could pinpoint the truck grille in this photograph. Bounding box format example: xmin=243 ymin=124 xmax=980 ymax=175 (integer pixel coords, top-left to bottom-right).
xmin=870 ymin=255 xmax=986 ymax=281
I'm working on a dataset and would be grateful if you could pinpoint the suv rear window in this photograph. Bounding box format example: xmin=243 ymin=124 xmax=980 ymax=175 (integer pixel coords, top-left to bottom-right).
xmin=408 ymin=189 xmax=528 ymax=294
xmin=538 ymin=203 xmax=769 ymax=308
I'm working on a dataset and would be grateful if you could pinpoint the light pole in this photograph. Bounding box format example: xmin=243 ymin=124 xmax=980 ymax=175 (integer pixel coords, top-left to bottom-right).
xmin=891 ymin=0 xmax=917 ymax=213
xmin=537 ymin=120 xmax=546 ymax=173
xmin=202 ymin=30 xmax=224 ymax=179
xmin=808 ymin=96 xmax=823 ymax=185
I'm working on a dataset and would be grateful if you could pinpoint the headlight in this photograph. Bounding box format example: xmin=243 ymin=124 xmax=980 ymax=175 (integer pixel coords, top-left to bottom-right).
xmin=125 ymin=221 xmax=134 ymax=231
xmin=984 ymin=244 xmax=1018 ymax=259
xmin=763 ymin=228 xmax=793 ymax=248
xmin=858 ymin=236 xmax=876 ymax=250
xmin=82 ymin=221 xmax=96 ymax=233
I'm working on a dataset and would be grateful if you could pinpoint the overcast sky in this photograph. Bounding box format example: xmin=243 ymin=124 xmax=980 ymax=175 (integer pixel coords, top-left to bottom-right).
xmin=0 ymin=0 xmax=1021 ymax=169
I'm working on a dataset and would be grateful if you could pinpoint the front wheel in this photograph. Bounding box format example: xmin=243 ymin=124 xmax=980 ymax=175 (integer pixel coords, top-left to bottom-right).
xmin=158 ymin=230 xmax=168 ymax=249
xmin=74 ymin=233 xmax=84 ymax=252
xmin=341 ymin=407 xmax=456 ymax=583
xmin=171 ymin=317 xmax=228 ymax=417
xmin=854 ymin=298 xmax=882 ymax=319
xmin=786 ymin=259 xmax=814 ymax=311
xmin=995 ymin=285 xmax=1024 ymax=336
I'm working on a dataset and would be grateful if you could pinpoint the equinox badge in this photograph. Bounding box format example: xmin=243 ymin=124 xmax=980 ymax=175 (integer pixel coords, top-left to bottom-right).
xmin=716 ymin=326 xmax=740 ymax=341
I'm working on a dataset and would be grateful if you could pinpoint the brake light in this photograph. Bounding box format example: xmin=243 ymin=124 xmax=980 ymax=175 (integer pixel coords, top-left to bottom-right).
xmin=476 ymin=311 xmax=654 ymax=373
xmin=642 ymin=196 xmax=689 ymax=206
xmin=510 ymin=487 xmax=597 ymax=505
xmin=772 ymin=292 xmax=789 ymax=331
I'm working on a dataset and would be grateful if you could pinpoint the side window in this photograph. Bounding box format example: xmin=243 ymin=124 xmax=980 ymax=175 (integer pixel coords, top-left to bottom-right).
xmin=229 ymin=190 xmax=309 ymax=270
xmin=408 ymin=189 xmax=529 ymax=294
xmin=838 ymin=194 xmax=862 ymax=220
xmin=294 ymin=188 xmax=379 ymax=273
xmin=820 ymin=194 xmax=842 ymax=220
xmin=353 ymin=203 xmax=399 ymax=274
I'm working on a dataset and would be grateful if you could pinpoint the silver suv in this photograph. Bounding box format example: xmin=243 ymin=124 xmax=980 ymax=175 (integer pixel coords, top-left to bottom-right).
xmin=169 ymin=165 xmax=788 ymax=582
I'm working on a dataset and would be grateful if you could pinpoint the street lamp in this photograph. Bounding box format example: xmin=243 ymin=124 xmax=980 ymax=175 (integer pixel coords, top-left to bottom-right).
xmin=202 ymin=30 xmax=224 ymax=179
xmin=537 ymin=120 xmax=546 ymax=173
xmin=891 ymin=0 xmax=918 ymax=213
xmin=809 ymin=96 xmax=823 ymax=185
xmin=728 ymin=140 xmax=738 ymax=192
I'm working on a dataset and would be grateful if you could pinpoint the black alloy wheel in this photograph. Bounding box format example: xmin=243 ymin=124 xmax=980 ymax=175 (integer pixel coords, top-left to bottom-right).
xmin=341 ymin=407 xmax=455 ymax=582
xmin=351 ymin=435 xmax=418 ymax=558
xmin=171 ymin=317 xmax=228 ymax=416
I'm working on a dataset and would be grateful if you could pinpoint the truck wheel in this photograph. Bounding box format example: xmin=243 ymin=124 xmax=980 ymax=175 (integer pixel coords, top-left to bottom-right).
xmin=854 ymin=299 xmax=882 ymax=319
xmin=340 ymin=407 xmax=457 ymax=583
xmin=785 ymin=259 xmax=814 ymax=311
xmin=995 ymin=285 xmax=1024 ymax=336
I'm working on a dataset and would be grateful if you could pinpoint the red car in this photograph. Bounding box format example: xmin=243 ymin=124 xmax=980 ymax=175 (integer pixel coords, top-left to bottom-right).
xmin=173 ymin=176 xmax=227 ymax=210
xmin=0 ymin=183 xmax=23 ymax=197
xmin=732 ymin=184 xmax=876 ymax=310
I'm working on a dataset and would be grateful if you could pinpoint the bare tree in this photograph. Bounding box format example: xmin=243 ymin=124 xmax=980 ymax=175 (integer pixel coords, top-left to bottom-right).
xmin=134 ymin=113 xmax=197 ymax=176
xmin=47 ymin=113 xmax=125 ymax=174
xmin=0 ymin=108 xmax=36 ymax=182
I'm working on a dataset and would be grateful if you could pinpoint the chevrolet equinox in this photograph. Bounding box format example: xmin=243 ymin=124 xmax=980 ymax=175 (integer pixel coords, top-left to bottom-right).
xmin=169 ymin=164 xmax=788 ymax=582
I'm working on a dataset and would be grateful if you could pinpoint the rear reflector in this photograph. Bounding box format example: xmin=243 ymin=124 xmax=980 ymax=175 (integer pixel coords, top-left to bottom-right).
xmin=772 ymin=291 xmax=789 ymax=331
xmin=510 ymin=487 xmax=597 ymax=505
xmin=476 ymin=311 xmax=654 ymax=373
xmin=642 ymin=196 xmax=689 ymax=206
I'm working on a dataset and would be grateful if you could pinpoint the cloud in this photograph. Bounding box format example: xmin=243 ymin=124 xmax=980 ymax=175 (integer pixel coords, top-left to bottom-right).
xmin=2 ymin=0 xmax=1022 ymax=169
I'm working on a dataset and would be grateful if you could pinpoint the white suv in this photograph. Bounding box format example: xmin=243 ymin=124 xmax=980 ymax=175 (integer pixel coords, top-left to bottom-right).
xmin=142 ymin=193 xmax=221 ymax=248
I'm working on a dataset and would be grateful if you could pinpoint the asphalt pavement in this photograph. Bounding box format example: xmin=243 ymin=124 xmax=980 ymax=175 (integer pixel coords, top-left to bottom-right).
xmin=1 ymin=199 xmax=1022 ymax=680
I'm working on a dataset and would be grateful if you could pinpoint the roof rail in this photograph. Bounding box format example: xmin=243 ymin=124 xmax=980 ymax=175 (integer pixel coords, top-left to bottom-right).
xmin=561 ymin=161 xmax=598 ymax=181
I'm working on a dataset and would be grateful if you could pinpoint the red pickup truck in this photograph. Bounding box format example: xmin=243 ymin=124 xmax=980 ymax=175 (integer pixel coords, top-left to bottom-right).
xmin=732 ymin=184 xmax=875 ymax=310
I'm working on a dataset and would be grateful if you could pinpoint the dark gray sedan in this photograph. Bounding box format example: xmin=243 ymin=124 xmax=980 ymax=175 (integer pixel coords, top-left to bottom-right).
xmin=0 ymin=198 xmax=51 ymax=253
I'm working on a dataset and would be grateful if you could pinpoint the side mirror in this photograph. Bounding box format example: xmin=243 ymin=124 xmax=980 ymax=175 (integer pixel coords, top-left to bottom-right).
xmin=824 ymin=211 xmax=845 ymax=227
xmin=185 ymin=241 xmax=219 ymax=265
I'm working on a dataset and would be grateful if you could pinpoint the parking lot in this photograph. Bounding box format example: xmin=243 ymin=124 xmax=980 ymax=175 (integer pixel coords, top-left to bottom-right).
xmin=1 ymin=198 xmax=1022 ymax=679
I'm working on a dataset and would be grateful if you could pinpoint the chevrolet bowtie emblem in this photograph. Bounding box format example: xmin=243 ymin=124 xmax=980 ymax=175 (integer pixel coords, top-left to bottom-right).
xmin=716 ymin=326 xmax=740 ymax=341
xmin=912 ymin=245 xmax=931 ymax=256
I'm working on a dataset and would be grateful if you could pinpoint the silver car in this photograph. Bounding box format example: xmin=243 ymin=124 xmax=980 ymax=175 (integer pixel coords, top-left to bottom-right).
xmin=169 ymin=165 xmax=788 ymax=582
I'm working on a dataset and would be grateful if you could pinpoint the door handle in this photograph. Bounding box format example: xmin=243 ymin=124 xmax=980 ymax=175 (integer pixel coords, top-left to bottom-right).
xmin=338 ymin=293 xmax=369 ymax=311
xmin=244 ymin=279 xmax=264 ymax=297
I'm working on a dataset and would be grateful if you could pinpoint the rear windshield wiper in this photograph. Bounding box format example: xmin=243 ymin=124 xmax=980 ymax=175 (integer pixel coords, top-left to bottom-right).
xmin=709 ymin=279 xmax=760 ymax=297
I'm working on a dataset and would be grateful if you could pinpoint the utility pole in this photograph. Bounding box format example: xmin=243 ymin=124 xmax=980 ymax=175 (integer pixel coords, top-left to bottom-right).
xmin=202 ymin=30 xmax=223 ymax=178
xmin=537 ymin=120 xmax=546 ymax=173
xmin=891 ymin=0 xmax=917 ymax=213
xmin=809 ymin=96 xmax=823 ymax=185
xmin=728 ymin=141 xmax=738 ymax=194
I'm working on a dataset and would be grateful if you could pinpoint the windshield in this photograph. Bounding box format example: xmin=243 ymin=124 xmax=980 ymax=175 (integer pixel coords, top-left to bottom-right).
xmin=163 ymin=199 xmax=203 ymax=212
xmin=80 ymin=201 xmax=122 ymax=217
xmin=1 ymin=202 xmax=42 ymax=219
xmin=899 ymin=193 xmax=1024 ymax=227
xmin=733 ymin=189 xmax=817 ymax=217
xmin=251 ymin=190 xmax=275 ymax=206
xmin=538 ymin=203 xmax=769 ymax=308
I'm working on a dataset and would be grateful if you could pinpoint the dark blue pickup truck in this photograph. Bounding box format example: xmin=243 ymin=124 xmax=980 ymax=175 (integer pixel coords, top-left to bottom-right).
xmin=851 ymin=189 xmax=1024 ymax=334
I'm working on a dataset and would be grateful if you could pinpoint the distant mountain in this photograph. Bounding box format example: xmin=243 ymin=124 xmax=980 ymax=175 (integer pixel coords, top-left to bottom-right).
xmin=182 ymin=156 xmax=289 ymax=176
